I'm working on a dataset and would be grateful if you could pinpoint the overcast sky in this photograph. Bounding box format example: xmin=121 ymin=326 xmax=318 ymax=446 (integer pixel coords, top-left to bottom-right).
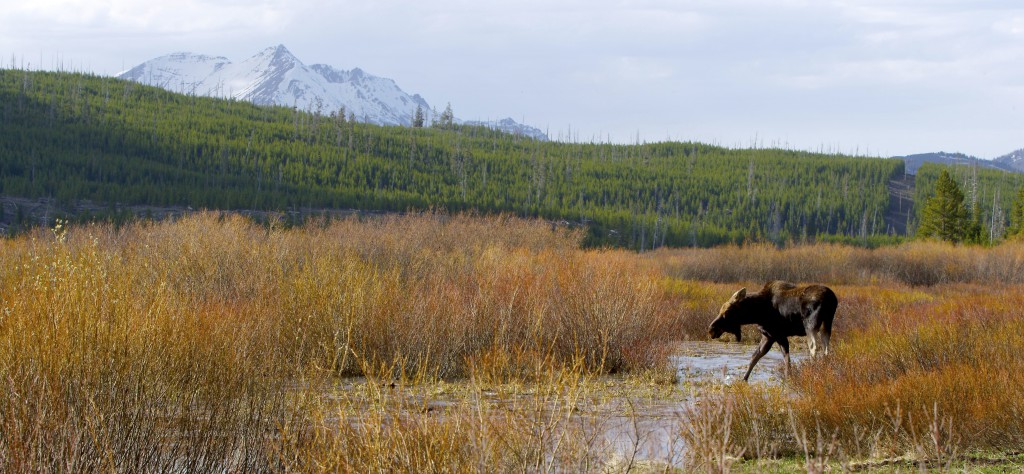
xmin=3 ymin=0 xmax=1022 ymax=158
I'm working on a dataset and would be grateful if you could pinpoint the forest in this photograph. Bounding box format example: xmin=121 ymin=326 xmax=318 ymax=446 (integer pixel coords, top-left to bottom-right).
xmin=2 ymin=68 xmax=1021 ymax=247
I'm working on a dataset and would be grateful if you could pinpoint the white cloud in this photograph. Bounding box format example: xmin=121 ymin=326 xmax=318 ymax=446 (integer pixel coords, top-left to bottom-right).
xmin=993 ymin=16 xmax=1024 ymax=35
xmin=5 ymin=0 xmax=293 ymax=35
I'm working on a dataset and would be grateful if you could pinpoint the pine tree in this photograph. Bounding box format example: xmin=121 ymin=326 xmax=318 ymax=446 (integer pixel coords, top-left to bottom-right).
xmin=917 ymin=169 xmax=972 ymax=243
xmin=436 ymin=103 xmax=454 ymax=129
xmin=412 ymin=105 xmax=424 ymax=128
xmin=1007 ymin=188 xmax=1024 ymax=239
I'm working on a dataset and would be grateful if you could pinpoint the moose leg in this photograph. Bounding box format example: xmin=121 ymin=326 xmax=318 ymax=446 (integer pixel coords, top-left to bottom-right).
xmin=743 ymin=335 xmax=774 ymax=382
xmin=777 ymin=338 xmax=792 ymax=378
xmin=805 ymin=331 xmax=818 ymax=358
xmin=804 ymin=314 xmax=820 ymax=358
xmin=821 ymin=317 xmax=833 ymax=356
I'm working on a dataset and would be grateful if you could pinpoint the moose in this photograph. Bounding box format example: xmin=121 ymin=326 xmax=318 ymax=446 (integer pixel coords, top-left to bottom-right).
xmin=708 ymin=281 xmax=838 ymax=381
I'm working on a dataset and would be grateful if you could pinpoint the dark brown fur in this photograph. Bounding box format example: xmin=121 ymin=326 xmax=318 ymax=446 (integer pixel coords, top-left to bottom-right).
xmin=708 ymin=281 xmax=838 ymax=381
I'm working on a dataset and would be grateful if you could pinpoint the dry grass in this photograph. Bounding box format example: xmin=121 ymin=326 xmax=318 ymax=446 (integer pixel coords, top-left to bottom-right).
xmin=656 ymin=241 xmax=1024 ymax=469
xmin=277 ymin=357 xmax=612 ymax=473
xmin=5 ymin=213 xmax=1024 ymax=471
xmin=652 ymin=240 xmax=1024 ymax=286
xmin=0 ymin=218 xmax=285 ymax=472
xmin=0 ymin=212 xmax=679 ymax=471
xmin=790 ymin=285 xmax=1024 ymax=453
xmin=687 ymin=283 xmax=1024 ymax=471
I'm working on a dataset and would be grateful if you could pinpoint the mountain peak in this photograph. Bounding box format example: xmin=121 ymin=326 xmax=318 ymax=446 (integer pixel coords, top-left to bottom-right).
xmin=263 ymin=44 xmax=291 ymax=56
xmin=119 ymin=45 xmax=547 ymax=139
xmin=120 ymin=45 xmax=432 ymax=126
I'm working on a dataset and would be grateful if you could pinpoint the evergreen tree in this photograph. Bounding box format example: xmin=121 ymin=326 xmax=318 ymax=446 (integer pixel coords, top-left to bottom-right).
xmin=966 ymin=211 xmax=984 ymax=245
xmin=1008 ymin=188 xmax=1024 ymax=239
xmin=435 ymin=103 xmax=454 ymax=129
xmin=917 ymin=170 xmax=971 ymax=243
xmin=412 ymin=105 xmax=425 ymax=128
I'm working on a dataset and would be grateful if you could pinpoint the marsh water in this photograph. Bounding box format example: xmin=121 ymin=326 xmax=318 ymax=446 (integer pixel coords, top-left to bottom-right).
xmin=674 ymin=339 xmax=807 ymax=384
xmin=598 ymin=340 xmax=808 ymax=465
xmin=319 ymin=340 xmax=808 ymax=468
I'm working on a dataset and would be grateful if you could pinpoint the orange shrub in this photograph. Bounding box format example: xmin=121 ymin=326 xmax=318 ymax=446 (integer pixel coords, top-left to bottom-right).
xmin=711 ymin=284 xmax=1024 ymax=460
xmin=651 ymin=241 xmax=1024 ymax=286
xmin=0 ymin=212 xmax=679 ymax=470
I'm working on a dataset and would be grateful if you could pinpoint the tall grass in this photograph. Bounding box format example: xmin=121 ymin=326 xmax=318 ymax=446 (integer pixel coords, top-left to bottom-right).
xmin=6 ymin=212 xmax=1024 ymax=470
xmin=0 ymin=212 xmax=678 ymax=471
xmin=652 ymin=240 xmax=1024 ymax=286
xmin=695 ymin=284 xmax=1024 ymax=469
xmin=0 ymin=220 xmax=285 ymax=471
xmin=277 ymin=357 xmax=610 ymax=473
xmin=791 ymin=285 xmax=1024 ymax=451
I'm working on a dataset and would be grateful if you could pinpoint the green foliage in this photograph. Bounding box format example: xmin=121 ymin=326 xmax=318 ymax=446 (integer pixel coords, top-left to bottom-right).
xmin=1 ymin=69 xmax=908 ymax=248
xmin=412 ymin=105 xmax=425 ymax=128
xmin=434 ymin=102 xmax=454 ymax=129
xmin=915 ymin=163 xmax=1024 ymax=244
xmin=1009 ymin=189 xmax=1024 ymax=238
xmin=917 ymin=170 xmax=971 ymax=242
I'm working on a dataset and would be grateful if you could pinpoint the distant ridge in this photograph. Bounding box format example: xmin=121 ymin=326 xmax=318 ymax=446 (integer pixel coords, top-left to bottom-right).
xmin=897 ymin=151 xmax=1021 ymax=175
xmin=119 ymin=45 xmax=547 ymax=140
xmin=994 ymin=148 xmax=1024 ymax=173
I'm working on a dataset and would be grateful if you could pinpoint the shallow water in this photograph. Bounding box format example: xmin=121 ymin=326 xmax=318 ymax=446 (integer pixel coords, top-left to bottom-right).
xmin=310 ymin=340 xmax=810 ymax=468
xmin=599 ymin=340 xmax=809 ymax=464
xmin=673 ymin=339 xmax=808 ymax=384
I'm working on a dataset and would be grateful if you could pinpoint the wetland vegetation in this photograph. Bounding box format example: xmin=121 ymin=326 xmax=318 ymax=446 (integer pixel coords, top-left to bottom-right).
xmin=2 ymin=212 xmax=1023 ymax=472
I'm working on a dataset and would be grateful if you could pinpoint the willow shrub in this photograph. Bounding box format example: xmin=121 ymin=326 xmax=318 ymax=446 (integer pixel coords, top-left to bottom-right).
xmin=0 ymin=212 xmax=680 ymax=470
xmin=652 ymin=240 xmax=1024 ymax=286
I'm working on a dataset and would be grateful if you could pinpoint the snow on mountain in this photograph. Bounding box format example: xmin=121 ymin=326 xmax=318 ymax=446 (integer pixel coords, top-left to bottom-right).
xmin=464 ymin=117 xmax=548 ymax=141
xmin=119 ymin=45 xmax=426 ymax=126
xmin=118 ymin=45 xmax=547 ymax=139
xmin=994 ymin=148 xmax=1024 ymax=173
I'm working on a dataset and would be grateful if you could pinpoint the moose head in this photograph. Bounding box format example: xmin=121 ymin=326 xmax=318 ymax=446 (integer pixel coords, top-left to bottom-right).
xmin=708 ymin=287 xmax=746 ymax=342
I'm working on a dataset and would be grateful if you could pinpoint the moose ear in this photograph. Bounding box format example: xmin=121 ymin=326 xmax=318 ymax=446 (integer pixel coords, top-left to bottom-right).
xmin=729 ymin=287 xmax=747 ymax=302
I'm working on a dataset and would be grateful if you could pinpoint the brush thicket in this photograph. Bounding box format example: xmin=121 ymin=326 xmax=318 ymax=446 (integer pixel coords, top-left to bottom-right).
xmin=688 ymin=283 xmax=1024 ymax=470
xmin=0 ymin=212 xmax=679 ymax=471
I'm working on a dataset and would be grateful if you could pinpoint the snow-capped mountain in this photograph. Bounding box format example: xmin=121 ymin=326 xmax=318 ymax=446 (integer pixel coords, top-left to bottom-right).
xmin=118 ymin=45 xmax=547 ymax=139
xmin=119 ymin=45 xmax=428 ymax=126
xmin=994 ymin=148 xmax=1024 ymax=173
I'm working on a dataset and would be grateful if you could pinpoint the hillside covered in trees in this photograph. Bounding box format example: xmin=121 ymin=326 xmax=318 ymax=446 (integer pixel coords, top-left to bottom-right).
xmin=0 ymin=68 xmax=948 ymax=247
